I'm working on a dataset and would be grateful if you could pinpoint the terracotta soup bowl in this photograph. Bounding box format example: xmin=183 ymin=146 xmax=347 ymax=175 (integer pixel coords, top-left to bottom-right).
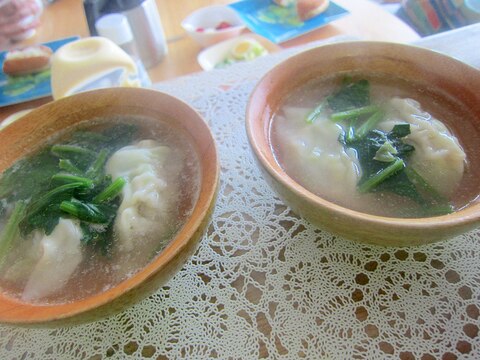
xmin=246 ymin=41 xmax=480 ymax=246
xmin=0 ymin=88 xmax=219 ymax=326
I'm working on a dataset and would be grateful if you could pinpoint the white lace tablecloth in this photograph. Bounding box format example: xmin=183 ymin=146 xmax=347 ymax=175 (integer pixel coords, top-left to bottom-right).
xmin=1 ymin=35 xmax=479 ymax=360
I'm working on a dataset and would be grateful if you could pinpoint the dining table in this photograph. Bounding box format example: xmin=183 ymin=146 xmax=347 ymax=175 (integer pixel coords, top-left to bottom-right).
xmin=0 ymin=0 xmax=421 ymax=122
xmin=0 ymin=1 xmax=480 ymax=359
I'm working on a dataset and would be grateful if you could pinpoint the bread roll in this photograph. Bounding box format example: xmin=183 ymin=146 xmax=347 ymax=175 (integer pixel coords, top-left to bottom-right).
xmin=273 ymin=0 xmax=330 ymax=21
xmin=297 ymin=0 xmax=330 ymax=20
xmin=2 ymin=45 xmax=53 ymax=77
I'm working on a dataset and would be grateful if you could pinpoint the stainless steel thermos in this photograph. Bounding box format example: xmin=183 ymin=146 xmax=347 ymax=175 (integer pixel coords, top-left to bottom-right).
xmin=83 ymin=0 xmax=168 ymax=68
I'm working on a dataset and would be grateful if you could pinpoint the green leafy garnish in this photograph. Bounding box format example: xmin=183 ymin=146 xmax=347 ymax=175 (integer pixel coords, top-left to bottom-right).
xmin=60 ymin=199 xmax=112 ymax=224
xmin=0 ymin=201 xmax=27 ymax=265
xmin=305 ymin=100 xmax=326 ymax=124
xmin=327 ymin=78 xmax=370 ymax=112
xmin=306 ymin=78 xmax=372 ymax=124
xmin=358 ymin=158 xmax=405 ymax=193
xmin=58 ymin=159 xmax=83 ymax=175
xmin=80 ymin=221 xmax=115 ymax=256
xmin=330 ymin=105 xmax=380 ymax=122
xmin=52 ymin=174 xmax=94 ymax=187
xmin=0 ymin=123 xmax=138 ymax=255
xmin=373 ymin=141 xmax=398 ymax=162
xmin=343 ymin=124 xmax=452 ymax=216
xmin=93 ymin=177 xmax=126 ymax=203
xmin=86 ymin=149 xmax=109 ymax=180
xmin=305 ymin=76 xmax=455 ymax=217
xmin=0 ymin=149 xmax=59 ymax=201
xmin=354 ymin=110 xmax=385 ymax=139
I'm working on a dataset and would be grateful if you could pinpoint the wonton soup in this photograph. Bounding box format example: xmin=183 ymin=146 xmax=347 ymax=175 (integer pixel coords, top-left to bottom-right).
xmin=0 ymin=116 xmax=200 ymax=304
xmin=270 ymin=73 xmax=477 ymax=218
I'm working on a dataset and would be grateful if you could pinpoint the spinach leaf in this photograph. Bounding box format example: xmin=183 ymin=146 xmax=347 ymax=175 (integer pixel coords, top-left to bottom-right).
xmin=330 ymin=105 xmax=379 ymax=122
xmin=93 ymin=177 xmax=126 ymax=203
xmin=0 ymin=149 xmax=58 ymax=202
xmin=344 ymin=124 xmax=420 ymax=200
xmin=0 ymin=123 xmax=139 ymax=256
xmin=373 ymin=168 xmax=423 ymax=203
xmin=70 ymin=123 xmax=137 ymax=153
xmin=343 ymin=124 xmax=453 ymax=215
xmin=358 ymin=158 xmax=406 ymax=194
xmin=80 ymin=221 xmax=115 ymax=257
xmin=18 ymin=183 xmax=83 ymax=236
xmin=60 ymin=199 xmax=111 ymax=224
xmin=21 ymin=204 xmax=62 ymax=236
xmin=327 ymin=78 xmax=370 ymax=111
xmin=343 ymin=125 xmax=414 ymax=165
xmin=305 ymin=100 xmax=326 ymax=124
xmin=0 ymin=201 xmax=27 ymax=265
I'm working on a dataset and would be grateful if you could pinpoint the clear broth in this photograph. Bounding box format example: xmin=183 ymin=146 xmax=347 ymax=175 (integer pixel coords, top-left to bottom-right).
xmin=270 ymin=73 xmax=480 ymax=218
xmin=0 ymin=115 xmax=201 ymax=304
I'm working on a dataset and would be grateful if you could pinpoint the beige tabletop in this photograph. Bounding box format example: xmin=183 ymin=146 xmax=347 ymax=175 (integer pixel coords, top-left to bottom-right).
xmin=28 ymin=0 xmax=420 ymax=82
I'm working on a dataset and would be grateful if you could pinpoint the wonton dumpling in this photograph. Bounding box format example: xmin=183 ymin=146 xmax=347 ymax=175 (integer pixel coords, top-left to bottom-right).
xmin=106 ymin=140 xmax=172 ymax=252
xmin=380 ymin=98 xmax=466 ymax=197
xmin=22 ymin=218 xmax=83 ymax=302
xmin=276 ymin=106 xmax=360 ymax=205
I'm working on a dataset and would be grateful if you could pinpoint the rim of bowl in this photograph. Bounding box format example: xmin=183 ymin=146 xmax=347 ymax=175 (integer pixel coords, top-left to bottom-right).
xmin=246 ymin=41 xmax=480 ymax=230
xmin=0 ymin=88 xmax=219 ymax=324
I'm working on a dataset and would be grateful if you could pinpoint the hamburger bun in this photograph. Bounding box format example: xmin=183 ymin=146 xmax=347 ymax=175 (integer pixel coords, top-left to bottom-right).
xmin=2 ymin=45 xmax=53 ymax=77
xmin=273 ymin=0 xmax=330 ymax=21
xmin=297 ymin=0 xmax=330 ymax=21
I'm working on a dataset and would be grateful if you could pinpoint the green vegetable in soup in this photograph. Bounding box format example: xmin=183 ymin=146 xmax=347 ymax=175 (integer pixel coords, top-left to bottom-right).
xmin=60 ymin=199 xmax=115 ymax=224
xmin=330 ymin=105 xmax=380 ymax=122
xmin=86 ymin=149 xmax=109 ymax=180
xmin=94 ymin=177 xmax=126 ymax=203
xmin=327 ymin=78 xmax=370 ymax=112
xmin=305 ymin=77 xmax=454 ymax=216
xmin=52 ymin=173 xmax=94 ymax=187
xmin=357 ymin=158 xmax=406 ymax=193
xmin=306 ymin=78 xmax=371 ymax=123
xmin=58 ymin=159 xmax=83 ymax=175
xmin=23 ymin=182 xmax=86 ymax=220
xmin=0 ymin=201 xmax=27 ymax=265
xmin=305 ymin=100 xmax=326 ymax=124
xmin=342 ymin=124 xmax=453 ymax=216
xmin=51 ymin=144 xmax=97 ymax=160
xmin=352 ymin=110 xmax=385 ymax=139
xmin=80 ymin=221 xmax=115 ymax=256
xmin=0 ymin=149 xmax=59 ymax=202
xmin=0 ymin=123 xmax=138 ymax=255
xmin=342 ymin=124 xmax=415 ymax=190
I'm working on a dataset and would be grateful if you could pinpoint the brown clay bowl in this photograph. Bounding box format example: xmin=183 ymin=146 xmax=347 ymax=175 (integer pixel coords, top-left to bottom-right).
xmin=0 ymin=88 xmax=219 ymax=326
xmin=246 ymin=41 xmax=480 ymax=247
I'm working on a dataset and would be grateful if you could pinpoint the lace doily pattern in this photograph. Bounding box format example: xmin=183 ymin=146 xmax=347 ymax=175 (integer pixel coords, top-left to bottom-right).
xmin=1 ymin=38 xmax=479 ymax=359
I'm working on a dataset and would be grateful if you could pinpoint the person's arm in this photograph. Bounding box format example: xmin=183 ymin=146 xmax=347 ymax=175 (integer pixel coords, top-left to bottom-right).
xmin=0 ymin=0 xmax=43 ymax=50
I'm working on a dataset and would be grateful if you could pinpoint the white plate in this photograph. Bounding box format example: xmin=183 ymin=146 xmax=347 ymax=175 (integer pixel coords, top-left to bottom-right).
xmin=181 ymin=5 xmax=246 ymax=48
xmin=197 ymin=34 xmax=280 ymax=71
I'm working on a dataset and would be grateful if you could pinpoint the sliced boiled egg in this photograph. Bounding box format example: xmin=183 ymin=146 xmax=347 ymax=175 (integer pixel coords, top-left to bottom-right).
xmin=231 ymin=39 xmax=267 ymax=61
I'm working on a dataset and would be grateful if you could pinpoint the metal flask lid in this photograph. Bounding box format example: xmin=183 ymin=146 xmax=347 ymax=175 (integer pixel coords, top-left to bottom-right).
xmin=95 ymin=13 xmax=134 ymax=46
